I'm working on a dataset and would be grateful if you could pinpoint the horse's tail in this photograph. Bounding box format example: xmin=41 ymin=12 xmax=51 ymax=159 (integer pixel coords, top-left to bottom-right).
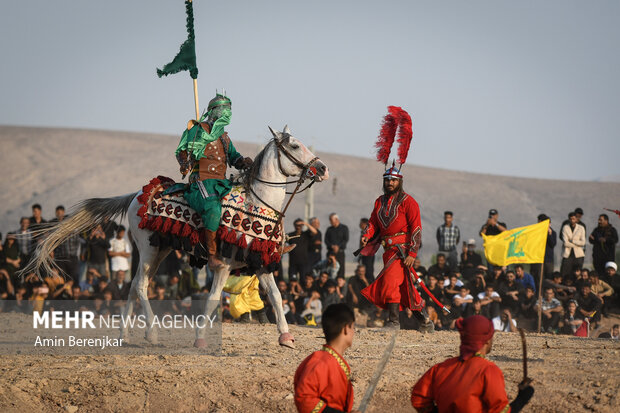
xmin=19 ymin=192 xmax=138 ymax=279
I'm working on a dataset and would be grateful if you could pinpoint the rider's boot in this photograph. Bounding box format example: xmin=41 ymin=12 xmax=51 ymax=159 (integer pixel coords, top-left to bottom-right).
xmin=205 ymin=229 xmax=225 ymax=269
xmin=385 ymin=303 xmax=400 ymax=329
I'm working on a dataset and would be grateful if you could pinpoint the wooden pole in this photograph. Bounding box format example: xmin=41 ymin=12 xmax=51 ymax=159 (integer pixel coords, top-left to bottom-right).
xmin=537 ymin=262 xmax=544 ymax=333
xmin=193 ymin=78 xmax=200 ymax=120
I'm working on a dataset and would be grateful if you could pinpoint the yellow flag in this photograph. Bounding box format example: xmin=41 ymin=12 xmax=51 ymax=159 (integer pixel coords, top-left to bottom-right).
xmin=482 ymin=220 xmax=549 ymax=266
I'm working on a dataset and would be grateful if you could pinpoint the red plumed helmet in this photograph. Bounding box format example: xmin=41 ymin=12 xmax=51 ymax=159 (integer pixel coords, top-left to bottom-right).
xmin=375 ymin=106 xmax=413 ymax=177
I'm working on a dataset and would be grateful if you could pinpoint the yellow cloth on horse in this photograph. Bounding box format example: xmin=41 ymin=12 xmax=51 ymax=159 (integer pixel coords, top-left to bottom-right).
xmin=223 ymin=275 xmax=264 ymax=319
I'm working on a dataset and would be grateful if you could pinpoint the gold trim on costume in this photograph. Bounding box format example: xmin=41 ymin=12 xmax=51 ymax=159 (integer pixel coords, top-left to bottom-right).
xmin=311 ymin=400 xmax=325 ymax=413
xmin=321 ymin=345 xmax=351 ymax=380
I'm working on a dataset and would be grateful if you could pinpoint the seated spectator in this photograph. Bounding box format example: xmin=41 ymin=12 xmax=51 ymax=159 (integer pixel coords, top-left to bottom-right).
xmin=95 ymin=276 xmax=110 ymax=295
xmin=289 ymin=275 xmax=305 ymax=315
xmin=107 ymin=270 xmax=130 ymax=300
xmin=453 ymin=285 xmax=473 ymax=316
xmin=0 ymin=268 xmax=15 ymax=300
xmin=534 ymin=288 xmax=563 ymax=333
xmin=589 ymin=271 xmax=613 ymax=316
xmin=576 ymin=282 xmax=603 ymax=325
xmin=301 ymin=289 xmax=323 ymax=324
xmin=477 ymin=284 xmax=501 ymax=319
xmin=428 ymin=253 xmax=450 ymax=280
xmin=277 ymin=280 xmax=296 ymax=325
xmin=400 ymin=308 xmax=420 ymax=331
xmin=443 ymin=274 xmax=462 ymax=301
xmin=574 ymin=267 xmax=590 ymax=291
xmin=486 ymin=266 xmax=505 ymax=286
xmin=514 ymin=264 xmax=536 ymax=293
xmin=463 ymin=297 xmax=484 ymax=318
xmin=335 ymin=277 xmax=346 ymax=302
xmin=165 ymin=273 xmax=181 ymax=300
xmin=312 ymin=252 xmax=340 ymax=279
xmin=518 ymin=286 xmax=537 ymax=322
xmin=560 ymin=300 xmax=583 ymax=335
xmin=322 ymin=279 xmax=341 ymax=308
xmin=346 ymin=265 xmax=372 ymax=313
xmin=604 ymin=262 xmax=620 ymax=308
xmin=436 ymin=298 xmax=459 ymax=330
xmin=316 ymin=272 xmax=330 ymax=298
xmin=459 ymin=239 xmax=484 ymax=281
xmin=79 ymin=268 xmax=101 ymax=296
xmin=2 ymin=233 xmax=21 ymax=285
xmin=543 ymin=272 xmax=576 ymax=306
xmin=492 ymin=308 xmax=517 ymax=332
xmin=413 ymin=258 xmax=427 ymax=279
xmin=598 ymin=324 xmax=619 ymax=340
xmin=467 ymin=270 xmax=486 ymax=297
xmin=497 ymin=270 xmax=522 ymax=316
xmin=421 ymin=274 xmax=444 ymax=314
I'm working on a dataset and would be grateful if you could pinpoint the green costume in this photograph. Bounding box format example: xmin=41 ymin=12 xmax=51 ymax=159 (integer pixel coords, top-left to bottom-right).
xmin=175 ymin=94 xmax=249 ymax=234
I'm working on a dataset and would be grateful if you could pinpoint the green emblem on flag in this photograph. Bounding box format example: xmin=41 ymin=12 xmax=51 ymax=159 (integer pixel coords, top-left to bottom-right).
xmin=505 ymin=229 xmax=526 ymax=259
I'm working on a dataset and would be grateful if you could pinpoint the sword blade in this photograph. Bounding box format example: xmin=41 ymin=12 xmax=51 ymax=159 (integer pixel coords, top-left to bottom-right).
xmin=358 ymin=330 xmax=398 ymax=413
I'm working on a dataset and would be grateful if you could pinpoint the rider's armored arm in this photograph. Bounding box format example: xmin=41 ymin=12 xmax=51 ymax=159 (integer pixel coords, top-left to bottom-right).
xmin=227 ymin=140 xmax=253 ymax=170
xmin=176 ymin=150 xmax=191 ymax=176
xmin=406 ymin=197 xmax=422 ymax=259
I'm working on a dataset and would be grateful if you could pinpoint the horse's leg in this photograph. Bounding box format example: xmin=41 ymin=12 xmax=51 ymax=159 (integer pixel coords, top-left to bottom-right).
xmin=140 ymin=248 xmax=171 ymax=344
xmin=119 ymin=270 xmax=140 ymax=343
xmin=259 ymin=272 xmax=294 ymax=349
xmin=194 ymin=264 xmax=230 ymax=348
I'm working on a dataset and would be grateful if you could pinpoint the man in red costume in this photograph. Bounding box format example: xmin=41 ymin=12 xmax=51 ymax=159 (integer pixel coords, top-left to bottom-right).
xmin=294 ymin=303 xmax=359 ymax=413
xmin=360 ymin=166 xmax=433 ymax=330
xmin=411 ymin=315 xmax=534 ymax=413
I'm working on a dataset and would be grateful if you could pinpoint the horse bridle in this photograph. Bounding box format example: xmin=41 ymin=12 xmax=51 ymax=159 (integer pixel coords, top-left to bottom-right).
xmin=247 ymin=138 xmax=321 ymax=243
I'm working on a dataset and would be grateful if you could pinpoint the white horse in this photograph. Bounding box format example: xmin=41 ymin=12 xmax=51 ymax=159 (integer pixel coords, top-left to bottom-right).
xmin=22 ymin=126 xmax=328 ymax=349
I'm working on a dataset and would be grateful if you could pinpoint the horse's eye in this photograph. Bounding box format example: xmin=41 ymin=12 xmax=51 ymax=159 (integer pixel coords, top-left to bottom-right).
xmin=290 ymin=143 xmax=300 ymax=149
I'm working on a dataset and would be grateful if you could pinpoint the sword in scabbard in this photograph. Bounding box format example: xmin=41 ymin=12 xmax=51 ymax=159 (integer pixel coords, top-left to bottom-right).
xmin=397 ymin=249 xmax=450 ymax=314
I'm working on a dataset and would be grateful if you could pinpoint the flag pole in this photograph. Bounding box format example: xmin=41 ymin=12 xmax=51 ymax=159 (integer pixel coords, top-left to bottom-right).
xmin=189 ymin=0 xmax=199 ymax=121
xmin=193 ymin=78 xmax=200 ymax=120
xmin=537 ymin=262 xmax=544 ymax=333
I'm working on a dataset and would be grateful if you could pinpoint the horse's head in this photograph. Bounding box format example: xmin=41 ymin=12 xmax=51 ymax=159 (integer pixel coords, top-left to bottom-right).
xmin=268 ymin=125 xmax=329 ymax=182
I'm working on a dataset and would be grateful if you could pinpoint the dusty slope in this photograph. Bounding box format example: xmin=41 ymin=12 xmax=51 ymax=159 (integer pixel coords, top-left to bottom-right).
xmin=1 ymin=125 xmax=619 ymax=266
xmin=0 ymin=322 xmax=618 ymax=412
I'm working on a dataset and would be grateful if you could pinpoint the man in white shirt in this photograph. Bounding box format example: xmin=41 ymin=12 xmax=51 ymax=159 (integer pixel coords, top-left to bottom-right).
xmin=453 ymin=285 xmax=473 ymax=315
xmin=108 ymin=225 xmax=131 ymax=280
xmin=560 ymin=212 xmax=586 ymax=276
xmin=477 ymin=284 xmax=502 ymax=319
xmin=492 ymin=309 xmax=517 ymax=332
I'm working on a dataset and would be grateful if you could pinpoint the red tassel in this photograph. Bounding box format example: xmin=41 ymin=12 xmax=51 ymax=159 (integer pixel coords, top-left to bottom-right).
xmin=137 ymin=205 xmax=147 ymax=217
xmin=271 ymin=251 xmax=281 ymax=264
xmin=225 ymin=229 xmax=238 ymax=244
xmin=150 ymin=216 xmax=163 ymax=231
xmin=216 ymin=225 xmax=227 ymax=240
xmin=181 ymin=223 xmax=192 ymax=238
xmin=162 ymin=217 xmax=173 ymax=233
xmin=237 ymin=234 xmax=248 ymax=250
xmin=171 ymin=220 xmax=183 ymax=236
xmin=190 ymin=231 xmax=200 ymax=245
xmin=138 ymin=216 xmax=149 ymax=229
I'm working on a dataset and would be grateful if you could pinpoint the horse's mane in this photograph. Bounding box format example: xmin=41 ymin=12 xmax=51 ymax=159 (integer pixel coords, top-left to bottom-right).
xmin=242 ymin=139 xmax=273 ymax=192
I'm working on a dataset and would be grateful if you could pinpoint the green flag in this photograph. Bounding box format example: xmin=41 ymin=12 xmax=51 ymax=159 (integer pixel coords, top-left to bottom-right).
xmin=157 ymin=0 xmax=198 ymax=79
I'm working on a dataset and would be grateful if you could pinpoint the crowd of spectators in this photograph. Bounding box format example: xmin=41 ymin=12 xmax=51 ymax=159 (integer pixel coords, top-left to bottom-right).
xmin=1 ymin=203 xmax=619 ymax=339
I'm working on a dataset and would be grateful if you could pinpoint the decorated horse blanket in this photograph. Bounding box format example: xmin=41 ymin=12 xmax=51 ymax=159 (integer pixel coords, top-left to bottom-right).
xmin=136 ymin=176 xmax=283 ymax=272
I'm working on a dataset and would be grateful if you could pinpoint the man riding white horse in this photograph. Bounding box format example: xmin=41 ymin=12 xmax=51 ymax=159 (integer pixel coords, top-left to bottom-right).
xmin=175 ymin=93 xmax=252 ymax=268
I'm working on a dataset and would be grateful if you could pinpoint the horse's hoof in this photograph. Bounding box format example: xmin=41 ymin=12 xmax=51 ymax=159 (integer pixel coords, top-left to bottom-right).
xmin=194 ymin=338 xmax=207 ymax=348
xmin=279 ymin=333 xmax=295 ymax=349
xmin=145 ymin=333 xmax=158 ymax=345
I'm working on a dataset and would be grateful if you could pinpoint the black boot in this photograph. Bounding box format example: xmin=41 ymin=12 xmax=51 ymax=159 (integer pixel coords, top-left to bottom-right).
xmin=254 ymin=308 xmax=269 ymax=324
xmin=413 ymin=308 xmax=434 ymax=333
xmin=238 ymin=312 xmax=250 ymax=323
xmin=385 ymin=303 xmax=400 ymax=329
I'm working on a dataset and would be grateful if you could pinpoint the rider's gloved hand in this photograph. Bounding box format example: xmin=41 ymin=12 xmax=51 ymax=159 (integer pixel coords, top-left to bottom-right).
xmin=235 ymin=157 xmax=253 ymax=170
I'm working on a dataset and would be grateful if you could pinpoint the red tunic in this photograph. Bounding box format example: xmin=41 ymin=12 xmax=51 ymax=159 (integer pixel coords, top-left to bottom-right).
xmin=411 ymin=355 xmax=511 ymax=413
xmin=361 ymin=192 xmax=423 ymax=310
xmin=294 ymin=345 xmax=354 ymax=413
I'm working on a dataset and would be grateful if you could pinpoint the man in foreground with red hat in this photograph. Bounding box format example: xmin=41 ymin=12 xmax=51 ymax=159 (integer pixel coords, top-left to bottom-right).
xmin=411 ymin=315 xmax=534 ymax=412
xmin=359 ymin=106 xmax=433 ymax=330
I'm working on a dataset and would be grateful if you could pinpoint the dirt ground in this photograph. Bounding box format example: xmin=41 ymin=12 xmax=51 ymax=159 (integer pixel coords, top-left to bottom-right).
xmin=0 ymin=319 xmax=619 ymax=413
